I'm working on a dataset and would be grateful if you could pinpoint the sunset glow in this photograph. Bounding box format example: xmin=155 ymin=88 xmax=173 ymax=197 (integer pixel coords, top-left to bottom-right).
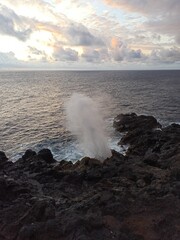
xmin=0 ymin=0 xmax=180 ymax=69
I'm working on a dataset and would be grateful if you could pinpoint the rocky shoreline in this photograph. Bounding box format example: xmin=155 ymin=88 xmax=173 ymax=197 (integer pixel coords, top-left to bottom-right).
xmin=0 ymin=113 xmax=180 ymax=240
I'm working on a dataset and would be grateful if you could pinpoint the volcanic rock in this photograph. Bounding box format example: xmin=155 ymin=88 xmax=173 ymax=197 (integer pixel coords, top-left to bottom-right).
xmin=37 ymin=148 xmax=56 ymax=163
xmin=0 ymin=113 xmax=180 ymax=240
xmin=0 ymin=151 xmax=8 ymax=162
xmin=22 ymin=149 xmax=36 ymax=160
xmin=114 ymin=113 xmax=180 ymax=159
xmin=113 ymin=113 xmax=161 ymax=132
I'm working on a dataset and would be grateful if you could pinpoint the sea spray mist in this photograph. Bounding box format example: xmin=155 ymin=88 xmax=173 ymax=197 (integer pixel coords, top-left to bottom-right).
xmin=66 ymin=93 xmax=112 ymax=161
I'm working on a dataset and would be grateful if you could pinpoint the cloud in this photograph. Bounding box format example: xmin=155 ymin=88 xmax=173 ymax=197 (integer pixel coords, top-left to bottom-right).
xmin=0 ymin=4 xmax=33 ymax=41
xmin=3 ymin=0 xmax=57 ymax=21
xmin=110 ymin=38 xmax=145 ymax=62
xmin=81 ymin=38 xmax=145 ymax=63
xmin=144 ymin=15 xmax=180 ymax=45
xmin=103 ymin=0 xmax=180 ymax=45
xmin=103 ymin=0 xmax=180 ymax=16
xmin=27 ymin=46 xmax=50 ymax=62
xmin=149 ymin=47 xmax=180 ymax=64
xmin=81 ymin=48 xmax=109 ymax=63
xmin=0 ymin=0 xmax=179 ymax=68
xmin=53 ymin=46 xmax=79 ymax=61
xmin=28 ymin=46 xmax=45 ymax=56
xmin=0 ymin=51 xmax=22 ymax=68
xmin=66 ymin=23 xmax=104 ymax=46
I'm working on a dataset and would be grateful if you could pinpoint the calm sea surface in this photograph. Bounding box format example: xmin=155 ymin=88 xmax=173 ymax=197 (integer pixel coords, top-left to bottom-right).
xmin=0 ymin=70 xmax=179 ymax=161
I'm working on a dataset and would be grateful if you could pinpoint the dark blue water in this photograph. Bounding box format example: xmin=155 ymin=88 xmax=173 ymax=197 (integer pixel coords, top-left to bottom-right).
xmin=0 ymin=70 xmax=179 ymax=161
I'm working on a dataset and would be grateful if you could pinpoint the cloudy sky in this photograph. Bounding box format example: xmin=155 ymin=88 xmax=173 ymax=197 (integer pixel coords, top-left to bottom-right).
xmin=0 ymin=0 xmax=180 ymax=70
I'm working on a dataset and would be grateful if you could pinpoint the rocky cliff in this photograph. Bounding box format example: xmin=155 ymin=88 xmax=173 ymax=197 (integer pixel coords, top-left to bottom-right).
xmin=0 ymin=113 xmax=179 ymax=240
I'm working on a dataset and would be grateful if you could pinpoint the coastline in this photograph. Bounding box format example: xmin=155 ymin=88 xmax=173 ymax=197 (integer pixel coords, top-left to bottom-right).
xmin=0 ymin=113 xmax=180 ymax=240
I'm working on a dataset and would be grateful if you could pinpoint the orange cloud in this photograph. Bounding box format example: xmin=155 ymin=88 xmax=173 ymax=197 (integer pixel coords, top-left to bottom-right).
xmin=111 ymin=37 xmax=123 ymax=49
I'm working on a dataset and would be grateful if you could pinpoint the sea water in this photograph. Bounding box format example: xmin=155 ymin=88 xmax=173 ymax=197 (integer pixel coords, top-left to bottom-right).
xmin=0 ymin=70 xmax=179 ymax=161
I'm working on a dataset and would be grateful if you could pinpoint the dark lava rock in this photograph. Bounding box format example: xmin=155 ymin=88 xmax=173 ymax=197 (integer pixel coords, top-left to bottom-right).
xmin=0 ymin=177 xmax=30 ymax=202
xmin=0 ymin=151 xmax=8 ymax=162
xmin=143 ymin=153 xmax=160 ymax=167
xmin=114 ymin=113 xmax=161 ymax=132
xmin=114 ymin=113 xmax=180 ymax=158
xmin=77 ymin=157 xmax=102 ymax=168
xmin=22 ymin=149 xmax=36 ymax=160
xmin=0 ymin=113 xmax=180 ymax=240
xmin=38 ymin=148 xmax=56 ymax=163
xmin=0 ymin=151 xmax=9 ymax=170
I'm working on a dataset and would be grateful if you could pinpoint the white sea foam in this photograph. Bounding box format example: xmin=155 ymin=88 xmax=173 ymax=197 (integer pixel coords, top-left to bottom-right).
xmin=66 ymin=93 xmax=112 ymax=161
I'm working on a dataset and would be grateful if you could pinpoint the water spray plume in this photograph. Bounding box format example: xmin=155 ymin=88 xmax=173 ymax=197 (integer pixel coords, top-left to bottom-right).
xmin=66 ymin=93 xmax=111 ymax=161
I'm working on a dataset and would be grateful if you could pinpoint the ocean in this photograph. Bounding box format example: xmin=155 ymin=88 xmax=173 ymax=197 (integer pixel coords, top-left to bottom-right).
xmin=0 ymin=70 xmax=179 ymax=161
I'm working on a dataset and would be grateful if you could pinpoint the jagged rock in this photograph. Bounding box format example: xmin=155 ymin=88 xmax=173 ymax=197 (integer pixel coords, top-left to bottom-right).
xmin=0 ymin=151 xmax=8 ymax=162
xmin=0 ymin=113 xmax=180 ymax=240
xmin=0 ymin=177 xmax=30 ymax=201
xmin=37 ymin=149 xmax=56 ymax=163
xmin=143 ymin=153 xmax=160 ymax=167
xmin=53 ymin=160 xmax=73 ymax=171
xmin=115 ymin=114 xmax=180 ymax=157
xmin=104 ymin=150 xmax=125 ymax=166
xmin=22 ymin=149 xmax=36 ymax=160
xmin=113 ymin=113 xmax=161 ymax=132
xmin=0 ymin=151 xmax=9 ymax=170
xmin=80 ymin=157 xmax=102 ymax=167
xmin=19 ymin=198 xmax=56 ymax=224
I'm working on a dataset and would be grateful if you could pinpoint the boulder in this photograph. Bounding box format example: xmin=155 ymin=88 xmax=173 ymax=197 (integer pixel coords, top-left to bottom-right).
xmin=113 ymin=113 xmax=161 ymax=132
xmin=115 ymin=114 xmax=179 ymax=158
xmin=37 ymin=149 xmax=56 ymax=163
xmin=22 ymin=149 xmax=36 ymax=160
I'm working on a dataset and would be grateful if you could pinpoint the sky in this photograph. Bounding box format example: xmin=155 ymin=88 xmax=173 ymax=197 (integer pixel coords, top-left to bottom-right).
xmin=0 ymin=0 xmax=180 ymax=70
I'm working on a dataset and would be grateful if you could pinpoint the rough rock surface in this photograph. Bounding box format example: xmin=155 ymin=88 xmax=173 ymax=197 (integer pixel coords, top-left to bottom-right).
xmin=0 ymin=113 xmax=180 ymax=240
